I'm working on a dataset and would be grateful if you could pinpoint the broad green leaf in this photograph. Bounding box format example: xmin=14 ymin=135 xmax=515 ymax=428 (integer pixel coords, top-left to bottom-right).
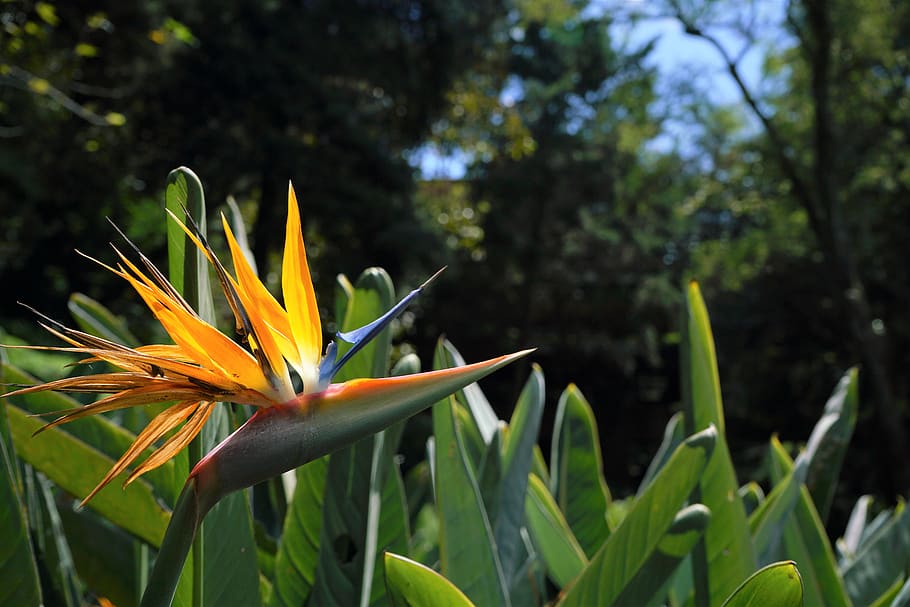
xmin=269 ymin=457 xmax=327 ymax=607
xmin=615 ymin=504 xmax=711 ymax=607
xmin=840 ymin=501 xmax=910 ymax=607
xmin=433 ymin=340 xmax=487 ymax=470
xmin=866 ymin=575 xmax=904 ymax=607
xmin=409 ymin=503 xmax=440 ymax=567
xmin=0 ymin=398 xmax=42 ymax=606
xmin=28 ymin=470 xmax=83 ymax=606
xmin=739 ymin=482 xmax=765 ymax=517
xmin=0 ymin=329 xmax=77 ymax=377
xmin=435 ymin=339 xmax=499 ymax=443
xmin=496 ymin=365 xmax=545 ymax=586
xmin=200 ymin=483 xmax=261 ymax=607
xmin=7 ymin=402 xmax=170 ymax=546
xmin=434 ymin=397 xmax=510 ymax=606
xmin=59 ymin=505 xmax=140 ymax=607
xmin=309 ymin=267 xmax=407 ymax=607
xmin=768 ymin=437 xmax=852 ymax=607
xmin=531 ymin=445 xmax=549 ymax=487
xmin=476 ymin=428 xmax=503 ymax=525
xmin=165 ymin=166 xmax=212 ymax=321
xmin=524 ymin=473 xmax=587 ymax=588
xmin=749 ymin=459 xmax=807 ymax=564
xmin=384 ymin=553 xmax=474 ymax=607
xmin=885 ymin=575 xmax=910 ymax=607
xmin=720 ymin=561 xmax=803 ymax=607
xmin=507 ymin=533 xmax=547 ymax=607
xmin=682 ymin=281 xmax=756 ymax=605
xmin=68 ymin=292 xmax=139 ymax=346
xmin=557 ymin=425 xmax=717 ymax=607
xmin=550 ymin=384 xmax=611 ymax=558
xmin=797 ymin=367 xmax=859 ymax=522
xmin=637 ymin=411 xmax=685 ymax=495
xmin=2 ymin=363 xmax=182 ymax=507
xmin=308 ymin=434 xmax=409 ymax=607
xmin=838 ymin=495 xmax=874 ymax=564
xmin=453 ymin=399 xmax=486 ymax=474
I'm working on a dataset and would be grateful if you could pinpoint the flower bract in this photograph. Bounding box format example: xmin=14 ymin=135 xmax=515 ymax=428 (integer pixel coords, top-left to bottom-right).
xmin=4 ymin=184 xmax=442 ymax=504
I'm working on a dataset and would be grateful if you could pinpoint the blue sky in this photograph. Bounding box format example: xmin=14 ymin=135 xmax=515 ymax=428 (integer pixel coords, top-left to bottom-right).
xmin=413 ymin=2 xmax=785 ymax=178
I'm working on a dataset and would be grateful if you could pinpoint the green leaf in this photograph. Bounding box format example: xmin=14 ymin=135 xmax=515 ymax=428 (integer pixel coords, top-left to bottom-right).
xmin=308 ymin=431 xmax=409 ymax=607
xmin=6 ymin=402 xmax=170 ymax=546
xmin=637 ymin=411 xmax=685 ymax=495
xmin=798 ymin=367 xmax=858 ymax=522
xmin=433 ymin=341 xmax=488 ymax=471
xmin=550 ymin=384 xmax=611 ymax=557
xmin=840 ymin=501 xmax=910 ymax=607
xmin=2 ymin=362 xmax=182 ymax=506
xmin=749 ymin=459 xmax=807 ymax=564
xmin=384 ymin=553 xmax=475 ymax=607
xmin=308 ymin=267 xmax=407 ymax=607
xmin=0 ymin=330 xmax=77 ymax=378
xmin=27 ymin=470 xmax=83 ymax=606
xmin=524 ymin=473 xmax=587 ymax=588
xmin=865 ymin=575 xmax=904 ymax=607
xmin=768 ymin=437 xmax=852 ymax=607
xmin=719 ymin=561 xmax=803 ymax=607
xmin=681 ymin=281 xmax=756 ymax=605
xmin=496 ymin=365 xmax=545 ymax=587
xmin=0 ymin=399 xmax=43 ymax=606
xmin=165 ymin=166 xmax=212 ymax=321
xmin=408 ymin=503 xmax=440 ymax=567
xmin=200 ymin=496 xmax=261 ymax=606
xmin=838 ymin=495 xmax=874 ymax=563
xmin=475 ymin=429 xmax=503 ymax=527
xmin=434 ymin=397 xmax=510 ymax=606
xmin=557 ymin=426 xmax=717 ymax=607
xmin=68 ymin=292 xmax=139 ymax=346
xmin=269 ymin=457 xmax=327 ymax=607
xmin=614 ymin=504 xmax=711 ymax=607
xmin=59 ymin=505 xmax=140 ymax=607
xmin=739 ymin=482 xmax=765 ymax=517
xmin=884 ymin=575 xmax=910 ymax=607
xmin=435 ymin=339 xmax=499 ymax=444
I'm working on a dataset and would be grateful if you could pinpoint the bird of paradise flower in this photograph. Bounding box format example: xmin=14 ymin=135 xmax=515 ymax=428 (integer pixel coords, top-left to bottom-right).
xmin=4 ymin=184 xmax=461 ymax=505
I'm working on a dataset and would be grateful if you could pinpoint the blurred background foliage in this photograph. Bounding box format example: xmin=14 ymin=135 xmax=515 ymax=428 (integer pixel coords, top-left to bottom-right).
xmin=2 ymin=0 xmax=909 ymax=529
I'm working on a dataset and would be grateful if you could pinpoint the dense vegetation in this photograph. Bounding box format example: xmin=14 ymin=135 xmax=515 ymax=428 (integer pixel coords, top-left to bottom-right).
xmin=2 ymin=0 xmax=909 ymax=552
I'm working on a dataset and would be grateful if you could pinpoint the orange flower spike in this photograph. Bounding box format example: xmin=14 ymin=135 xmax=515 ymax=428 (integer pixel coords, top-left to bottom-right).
xmin=4 ymin=181 xmax=460 ymax=508
xmin=283 ymin=184 xmax=323 ymax=386
xmin=220 ymin=214 xmax=298 ymax=378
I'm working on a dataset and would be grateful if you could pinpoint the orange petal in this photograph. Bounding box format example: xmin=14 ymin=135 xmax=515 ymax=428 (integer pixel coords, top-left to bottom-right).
xmin=282 ymin=184 xmax=322 ymax=369
xmin=222 ymin=214 xmax=298 ymax=368
xmin=35 ymin=384 xmax=205 ymax=433
xmin=125 ymin=401 xmax=215 ymax=485
xmin=80 ymin=400 xmax=198 ymax=506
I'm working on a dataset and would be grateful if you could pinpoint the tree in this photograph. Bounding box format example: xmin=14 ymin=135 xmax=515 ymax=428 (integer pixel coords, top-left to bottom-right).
xmin=0 ymin=0 xmax=502 ymax=339
xmin=638 ymin=0 xmax=910 ymax=491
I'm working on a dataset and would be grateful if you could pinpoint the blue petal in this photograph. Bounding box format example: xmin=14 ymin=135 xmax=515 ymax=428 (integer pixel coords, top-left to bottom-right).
xmin=317 ymin=340 xmax=338 ymax=389
xmin=326 ymin=267 xmax=445 ymax=382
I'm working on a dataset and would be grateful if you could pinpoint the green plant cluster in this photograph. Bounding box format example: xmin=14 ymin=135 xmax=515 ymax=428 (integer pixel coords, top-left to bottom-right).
xmin=2 ymin=202 xmax=909 ymax=607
